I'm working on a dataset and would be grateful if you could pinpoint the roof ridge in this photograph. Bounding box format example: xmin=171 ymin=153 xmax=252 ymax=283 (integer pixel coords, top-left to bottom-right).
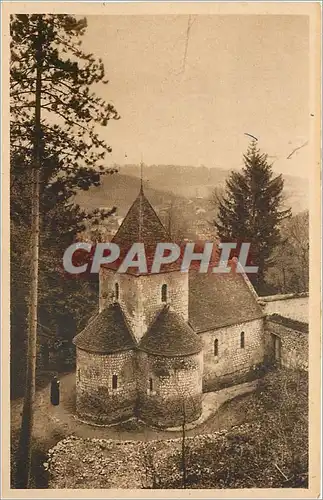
xmin=117 ymin=302 xmax=138 ymax=345
xmin=138 ymin=304 xmax=202 ymax=357
xmin=112 ymin=192 xmax=141 ymax=241
xmin=140 ymin=304 xmax=168 ymax=343
xmin=111 ymin=188 xmax=170 ymax=249
xmin=140 ymin=192 xmax=169 ymax=238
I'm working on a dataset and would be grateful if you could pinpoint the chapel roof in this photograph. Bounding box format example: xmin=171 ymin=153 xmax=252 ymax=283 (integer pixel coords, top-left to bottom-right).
xmin=188 ymin=270 xmax=264 ymax=333
xmin=139 ymin=305 xmax=202 ymax=357
xmin=111 ymin=186 xmax=170 ymax=250
xmin=73 ymin=303 xmax=136 ymax=354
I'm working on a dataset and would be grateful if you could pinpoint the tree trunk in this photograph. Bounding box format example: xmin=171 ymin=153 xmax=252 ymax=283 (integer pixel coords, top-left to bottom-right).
xmin=182 ymin=404 xmax=187 ymax=489
xmin=256 ymin=255 xmax=266 ymax=293
xmin=16 ymin=20 xmax=42 ymax=489
xmin=282 ymin=266 xmax=286 ymax=294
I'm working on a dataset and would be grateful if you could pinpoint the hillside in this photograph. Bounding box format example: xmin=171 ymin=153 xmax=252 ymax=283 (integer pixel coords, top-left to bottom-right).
xmin=75 ymin=172 xmax=175 ymax=215
xmin=119 ymin=164 xmax=309 ymax=214
xmin=75 ymin=164 xmax=308 ymax=216
xmin=74 ymin=172 xmax=218 ymax=241
xmin=120 ymin=164 xmax=229 ymax=199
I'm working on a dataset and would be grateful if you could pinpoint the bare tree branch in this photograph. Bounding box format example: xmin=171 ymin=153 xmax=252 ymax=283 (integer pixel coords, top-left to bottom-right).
xmin=286 ymin=141 xmax=308 ymax=159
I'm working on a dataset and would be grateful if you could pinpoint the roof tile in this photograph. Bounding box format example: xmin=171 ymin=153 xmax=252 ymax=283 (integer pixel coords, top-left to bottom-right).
xmin=112 ymin=188 xmax=169 ymax=250
xmin=189 ymin=270 xmax=264 ymax=332
xmin=139 ymin=306 xmax=202 ymax=356
xmin=73 ymin=303 xmax=136 ymax=353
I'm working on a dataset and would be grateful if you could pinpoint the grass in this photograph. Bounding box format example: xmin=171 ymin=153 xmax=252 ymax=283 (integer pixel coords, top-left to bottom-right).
xmin=11 ymin=368 xmax=307 ymax=489
xmin=11 ymin=373 xmax=257 ymax=488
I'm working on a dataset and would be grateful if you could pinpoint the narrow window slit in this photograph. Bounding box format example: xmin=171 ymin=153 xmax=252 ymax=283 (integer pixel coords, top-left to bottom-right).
xmin=161 ymin=284 xmax=167 ymax=303
xmin=240 ymin=331 xmax=245 ymax=349
xmin=115 ymin=282 xmax=119 ymax=301
xmin=214 ymin=339 xmax=218 ymax=356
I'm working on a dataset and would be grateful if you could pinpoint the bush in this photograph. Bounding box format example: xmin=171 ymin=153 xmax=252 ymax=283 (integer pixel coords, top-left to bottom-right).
xmin=160 ymin=369 xmax=308 ymax=489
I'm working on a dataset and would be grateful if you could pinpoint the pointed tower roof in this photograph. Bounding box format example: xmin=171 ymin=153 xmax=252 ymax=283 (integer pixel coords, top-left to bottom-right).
xmin=112 ymin=187 xmax=169 ymax=250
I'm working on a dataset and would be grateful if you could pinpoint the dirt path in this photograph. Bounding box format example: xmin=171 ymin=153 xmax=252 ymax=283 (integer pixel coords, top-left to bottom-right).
xmin=11 ymin=372 xmax=258 ymax=450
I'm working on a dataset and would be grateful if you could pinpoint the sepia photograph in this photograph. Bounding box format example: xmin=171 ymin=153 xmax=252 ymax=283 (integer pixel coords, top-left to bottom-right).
xmin=1 ymin=2 xmax=321 ymax=498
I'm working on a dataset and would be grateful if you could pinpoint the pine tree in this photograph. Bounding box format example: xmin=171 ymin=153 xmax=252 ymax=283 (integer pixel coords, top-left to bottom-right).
xmin=214 ymin=140 xmax=291 ymax=290
xmin=10 ymin=14 xmax=119 ymax=487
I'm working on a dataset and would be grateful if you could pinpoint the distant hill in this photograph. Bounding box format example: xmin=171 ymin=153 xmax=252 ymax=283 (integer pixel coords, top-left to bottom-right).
xmin=119 ymin=164 xmax=229 ymax=199
xmin=75 ymin=164 xmax=308 ymax=216
xmin=75 ymin=173 xmax=180 ymax=216
xmin=119 ymin=164 xmax=308 ymax=214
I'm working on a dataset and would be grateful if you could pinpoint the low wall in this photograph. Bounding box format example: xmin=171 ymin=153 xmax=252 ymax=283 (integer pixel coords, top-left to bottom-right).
xmin=260 ymin=294 xmax=308 ymax=323
xmin=46 ymin=426 xmax=253 ymax=489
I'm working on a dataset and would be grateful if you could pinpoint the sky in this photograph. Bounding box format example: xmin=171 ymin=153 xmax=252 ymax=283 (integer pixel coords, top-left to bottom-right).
xmin=82 ymin=14 xmax=310 ymax=178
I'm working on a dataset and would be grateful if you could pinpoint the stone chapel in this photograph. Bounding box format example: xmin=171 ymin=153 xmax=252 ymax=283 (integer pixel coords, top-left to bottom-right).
xmin=73 ymin=186 xmax=265 ymax=427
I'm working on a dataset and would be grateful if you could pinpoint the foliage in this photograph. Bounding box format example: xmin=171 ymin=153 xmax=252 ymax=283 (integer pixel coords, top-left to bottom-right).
xmin=10 ymin=14 xmax=119 ymax=397
xmin=213 ymin=141 xmax=291 ymax=291
xmin=160 ymin=368 xmax=308 ymax=489
xmin=11 ymin=14 xmax=119 ymax=173
xmin=265 ymin=211 xmax=309 ymax=293
xmin=46 ymin=367 xmax=308 ymax=490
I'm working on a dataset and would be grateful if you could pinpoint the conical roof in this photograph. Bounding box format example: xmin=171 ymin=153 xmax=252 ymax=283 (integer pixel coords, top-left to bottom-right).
xmin=139 ymin=306 xmax=202 ymax=357
xmin=73 ymin=303 xmax=136 ymax=354
xmin=112 ymin=187 xmax=169 ymax=250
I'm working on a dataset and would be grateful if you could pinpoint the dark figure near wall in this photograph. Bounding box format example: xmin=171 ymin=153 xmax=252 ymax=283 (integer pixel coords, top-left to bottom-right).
xmin=50 ymin=375 xmax=60 ymax=406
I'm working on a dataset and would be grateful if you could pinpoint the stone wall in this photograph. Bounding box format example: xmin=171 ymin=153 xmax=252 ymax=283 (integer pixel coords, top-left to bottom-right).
xmin=47 ymin=429 xmax=252 ymax=489
xmin=201 ymin=318 xmax=265 ymax=391
xmin=75 ymin=348 xmax=137 ymax=424
xmin=75 ymin=346 xmax=203 ymax=427
xmin=265 ymin=318 xmax=308 ymax=371
xmin=99 ymin=268 xmax=189 ymax=341
xmin=139 ymin=271 xmax=189 ymax=329
xmin=137 ymin=351 xmax=203 ymax=427
xmin=99 ymin=269 xmax=137 ymax=324
xmin=260 ymin=294 xmax=308 ymax=323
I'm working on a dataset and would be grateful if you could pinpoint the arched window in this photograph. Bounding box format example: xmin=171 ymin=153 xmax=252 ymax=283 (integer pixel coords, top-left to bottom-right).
xmin=115 ymin=282 xmax=119 ymax=301
xmin=240 ymin=331 xmax=245 ymax=349
xmin=112 ymin=374 xmax=118 ymax=390
xmin=214 ymin=339 xmax=218 ymax=356
xmin=161 ymin=284 xmax=167 ymax=303
xmin=149 ymin=377 xmax=153 ymax=391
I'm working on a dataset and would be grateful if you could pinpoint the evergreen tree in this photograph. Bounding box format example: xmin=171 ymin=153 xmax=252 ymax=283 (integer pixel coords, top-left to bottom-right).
xmin=10 ymin=14 xmax=119 ymax=487
xmin=10 ymin=150 xmax=101 ymax=360
xmin=214 ymin=141 xmax=291 ymax=290
xmin=265 ymin=211 xmax=309 ymax=294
